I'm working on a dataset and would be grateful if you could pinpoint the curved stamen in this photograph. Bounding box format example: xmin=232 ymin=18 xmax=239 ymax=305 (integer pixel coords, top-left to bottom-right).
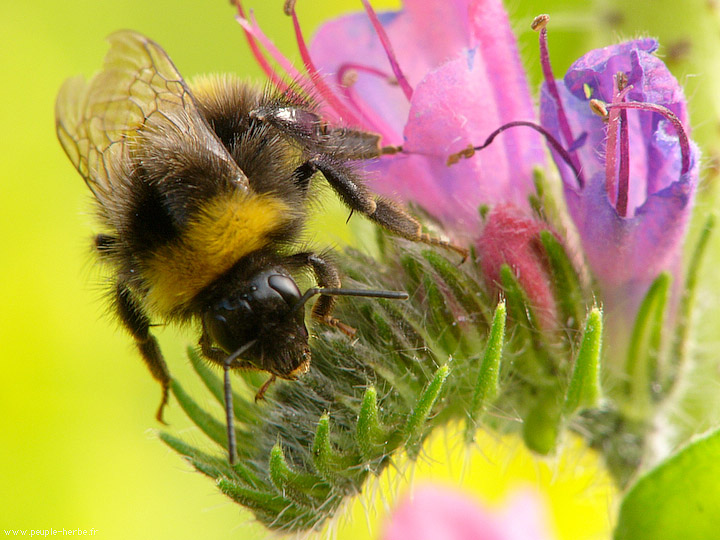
xmin=361 ymin=0 xmax=414 ymax=101
xmin=334 ymin=64 xmax=400 ymax=142
xmin=446 ymin=120 xmax=584 ymax=189
xmin=602 ymin=101 xmax=692 ymax=178
xmin=337 ymin=63 xmax=396 ymax=85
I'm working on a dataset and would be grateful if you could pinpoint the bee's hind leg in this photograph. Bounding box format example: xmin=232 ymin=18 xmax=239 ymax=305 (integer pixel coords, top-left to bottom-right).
xmin=93 ymin=234 xmax=171 ymax=420
xmin=113 ymin=281 xmax=171 ymax=424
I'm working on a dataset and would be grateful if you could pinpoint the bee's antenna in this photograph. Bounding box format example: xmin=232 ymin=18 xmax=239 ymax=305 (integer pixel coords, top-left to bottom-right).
xmin=224 ymin=339 xmax=257 ymax=465
xmin=291 ymin=287 xmax=409 ymax=316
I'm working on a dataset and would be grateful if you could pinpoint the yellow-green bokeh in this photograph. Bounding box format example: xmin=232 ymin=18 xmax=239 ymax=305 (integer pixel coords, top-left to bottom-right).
xmin=2 ymin=1 xmax=713 ymax=539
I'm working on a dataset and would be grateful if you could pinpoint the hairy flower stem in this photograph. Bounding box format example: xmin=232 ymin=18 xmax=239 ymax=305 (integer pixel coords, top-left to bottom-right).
xmin=163 ymin=230 xmax=622 ymax=530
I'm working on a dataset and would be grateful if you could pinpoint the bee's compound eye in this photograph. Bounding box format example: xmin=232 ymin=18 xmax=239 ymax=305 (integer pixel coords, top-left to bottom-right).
xmin=203 ymin=299 xmax=254 ymax=355
xmin=268 ymin=274 xmax=301 ymax=306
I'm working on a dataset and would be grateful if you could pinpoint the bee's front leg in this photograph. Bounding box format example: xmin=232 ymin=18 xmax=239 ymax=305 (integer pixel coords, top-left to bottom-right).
xmin=285 ymin=251 xmax=356 ymax=337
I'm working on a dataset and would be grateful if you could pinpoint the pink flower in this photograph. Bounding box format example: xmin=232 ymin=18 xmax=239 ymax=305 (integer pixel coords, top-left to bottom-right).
xmin=235 ymin=0 xmax=545 ymax=240
xmin=383 ymin=485 xmax=554 ymax=540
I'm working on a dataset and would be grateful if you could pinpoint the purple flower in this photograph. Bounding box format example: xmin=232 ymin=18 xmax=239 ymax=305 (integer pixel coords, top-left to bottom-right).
xmin=538 ymin=35 xmax=698 ymax=314
xmin=234 ymin=0 xmax=545 ymax=239
xmin=382 ymin=485 xmax=553 ymax=540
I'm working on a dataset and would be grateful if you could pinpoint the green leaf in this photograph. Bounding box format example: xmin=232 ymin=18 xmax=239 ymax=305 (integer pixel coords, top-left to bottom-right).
xmin=159 ymin=432 xmax=261 ymax=487
xmin=186 ymin=347 xmax=257 ymax=424
xmin=564 ymin=308 xmax=603 ymax=415
xmin=216 ymin=479 xmax=318 ymax=529
xmin=615 ymin=428 xmax=720 ymax=540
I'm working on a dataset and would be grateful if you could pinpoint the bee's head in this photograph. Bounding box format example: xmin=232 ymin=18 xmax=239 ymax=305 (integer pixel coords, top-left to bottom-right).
xmin=202 ymin=268 xmax=310 ymax=378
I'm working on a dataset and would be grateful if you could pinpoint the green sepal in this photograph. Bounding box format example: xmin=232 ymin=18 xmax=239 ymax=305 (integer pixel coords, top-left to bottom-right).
xmin=668 ymin=213 xmax=715 ymax=390
xmin=216 ymin=478 xmax=316 ymax=529
xmin=564 ymin=307 xmax=603 ymax=415
xmin=170 ymin=379 xmax=228 ymax=451
xmin=528 ymin=167 xmax=564 ymax=227
xmin=404 ymin=364 xmax=450 ymax=456
xmin=499 ymin=264 xmax=553 ymax=384
xmin=312 ymin=413 xmax=362 ymax=485
xmin=539 ymin=230 xmax=585 ymax=333
xmin=624 ymin=272 xmax=671 ymax=418
xmin=364 ymin=306 xmax=425 ymax=385
xmin=269 ymin=443 xmax=331 ymax=506
xmin=466 ymin=301 xmax=506 ymax=442
xmin=356 ymin=386 xmax=391 ymax=461
xmin=422 ymin=271 xmax=462 ymax=353
xmin=421 ymin=249 xmax=493 ymax=330
xmin=399 ymin=252 xmax=424 ymax=293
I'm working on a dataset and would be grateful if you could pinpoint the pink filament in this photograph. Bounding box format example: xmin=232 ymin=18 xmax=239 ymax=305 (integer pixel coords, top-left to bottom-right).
xmin=337 ymin=62 xmax=395 ymax=83
xmin=234 ymin=11 xmax=313 ymax=93
xmin=538 ymin=27 xmax=584 ymax=187
xmin=360 ymin=0 xmax=414 ymax=101
xmin=334 ymin=63 xmax=400 ymax=140
xmin=233 ymin=1 xmax=289 ymax=92
xmin=287 ymin=5 xmax=365 ymax=126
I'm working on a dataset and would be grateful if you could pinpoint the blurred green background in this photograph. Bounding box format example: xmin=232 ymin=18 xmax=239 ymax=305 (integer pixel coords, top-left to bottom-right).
xmin=2 ymin=0 xmax=718 ymax=538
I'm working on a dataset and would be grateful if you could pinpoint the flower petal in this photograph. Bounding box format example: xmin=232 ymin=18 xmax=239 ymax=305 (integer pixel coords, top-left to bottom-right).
xmin=312 ymin=0 xmax=544 ymax=233
xmin=383 ymin=485 xmax=553 ymax=540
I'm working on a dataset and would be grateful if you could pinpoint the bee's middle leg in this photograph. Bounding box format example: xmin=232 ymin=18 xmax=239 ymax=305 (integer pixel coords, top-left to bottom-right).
xmin=307 ymin=157 xmax=468 ymax=259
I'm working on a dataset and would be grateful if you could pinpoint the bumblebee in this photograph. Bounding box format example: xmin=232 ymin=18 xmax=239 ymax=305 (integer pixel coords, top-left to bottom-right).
xmin=56 ymin=31 xmax=465 ymax=462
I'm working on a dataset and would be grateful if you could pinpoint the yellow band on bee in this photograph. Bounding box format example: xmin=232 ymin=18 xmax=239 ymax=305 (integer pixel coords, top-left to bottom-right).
xmin=144 ymin=190 xmax=290 ymax=315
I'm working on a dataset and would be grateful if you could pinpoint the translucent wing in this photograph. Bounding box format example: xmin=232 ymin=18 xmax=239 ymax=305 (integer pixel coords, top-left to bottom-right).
xmin=55 ymin=30 xmax=248 ymax=200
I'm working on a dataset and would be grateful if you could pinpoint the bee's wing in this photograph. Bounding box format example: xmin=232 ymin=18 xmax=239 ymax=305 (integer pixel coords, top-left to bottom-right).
xmin=56 ymin=30 xmax=249 ymax=200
